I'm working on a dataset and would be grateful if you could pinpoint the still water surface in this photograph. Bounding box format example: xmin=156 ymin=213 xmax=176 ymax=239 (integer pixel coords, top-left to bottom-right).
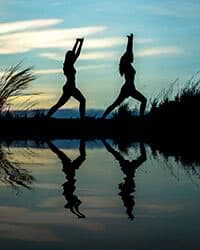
xmin=0 ymin=140 xmax=199 ymax=250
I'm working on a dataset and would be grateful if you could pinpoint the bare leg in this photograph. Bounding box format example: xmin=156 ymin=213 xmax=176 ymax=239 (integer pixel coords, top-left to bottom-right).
xmin=131 ymin=90 xmax=147 ymax=116
xmin=102 ymin=92 xmax=125 ymax=118
xmin=46 ymin=93 xmax=70 ymax=117
xmin=72 ymin=88 xmax=86 ymax=119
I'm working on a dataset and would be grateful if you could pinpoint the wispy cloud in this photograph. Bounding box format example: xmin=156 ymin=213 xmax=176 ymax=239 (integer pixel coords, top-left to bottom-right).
xmin=137 ymin=46 xmax=182 ymax=57
xmin=0 ymin=19 xmax=62 ymax=34
xmin=0 ymin=27 xmax=107 ymax=54
xmin=81 ymin=51 xmax=118 ymax=60
xmin=35 ymin=69 xmax=62 ymax=75
xmin=0 ymin=19 xmax=153 ymax=55
xmin=35 ymin=64 xmax=108 ymax=75
xmin=37 ymin=52 xmax=60 ymax=61
xmin=0 ymin=34 xmax=123 ymax=55
xmin=40 ymin=51 xmax=119 ymax=61
xmin=79 ymin=64 xmax=109 ymax=70
xmin=40 ymin=46 xmax=181 ymax=62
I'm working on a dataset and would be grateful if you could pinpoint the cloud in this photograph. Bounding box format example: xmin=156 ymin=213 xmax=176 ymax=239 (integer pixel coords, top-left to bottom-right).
xmin=0 ymin=35 xmax=123 ymax=55
xmin=0 ymin=19 xmax=62 ymax=35
xmin=35 ymin=69 xmax=62 ymax=75
xmin=43 ymin=37 xmax=125 ymax=49
xmin=40 ymin=46 xmax=181 ymax=62
xmin=81 ymin=51 xmax=118 ymax=60
xmin=35 ymin=64 xmax=108 ymax=75
xmin=40 ymin=51 xmax=119 ymax=61
xmin=79 ymin=64 xmax=108 ymax=70
xmin=137 ymin=46 xmax=182 ymax=57
xmin=38 ymin=53 xmax=63 ymax=61
xmin=0 ymin=23 xmax=107 ymax=54
xmin=0 ymin=18 xmax=153 ymax=55
xmin=74 ymin=37 xmax=154 ymax=49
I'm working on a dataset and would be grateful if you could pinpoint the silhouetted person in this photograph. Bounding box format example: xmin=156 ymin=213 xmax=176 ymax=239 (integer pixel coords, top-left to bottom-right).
xmin=47 ymin=38 xmax=86 ymax=118
xmin=47 ymin=140 xmax=86 ymax=218
xmin=102 ymin=33 xmax=147 ymax=118
xmin=103 ymin=140 xmax=147 ymax=220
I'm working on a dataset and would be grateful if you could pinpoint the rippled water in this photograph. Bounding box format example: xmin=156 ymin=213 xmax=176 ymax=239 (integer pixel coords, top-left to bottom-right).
xmin=0 ymin=140 xmax=199 ymax=250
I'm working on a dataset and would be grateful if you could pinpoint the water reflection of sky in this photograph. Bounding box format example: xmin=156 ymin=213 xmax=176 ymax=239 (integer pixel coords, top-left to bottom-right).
xmin=0 ymin=141 xmax=200 ymax=250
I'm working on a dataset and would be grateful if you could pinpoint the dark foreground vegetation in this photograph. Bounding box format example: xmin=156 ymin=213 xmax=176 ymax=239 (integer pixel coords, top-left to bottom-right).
xmin=0 ymin=112 xmax=198 ymax=141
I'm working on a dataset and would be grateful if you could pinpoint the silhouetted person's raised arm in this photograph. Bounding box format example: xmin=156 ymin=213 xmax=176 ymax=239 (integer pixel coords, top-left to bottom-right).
xmin=126 ymin=33 xmax=133 ymax=57
xmin=102 ymin=33 xmax=147 ymax=118
xmin=47 ymin=38 xmax=86 ymax=119
xmin=72 ymin=38 xmax=84 ymax=62
xmin=72 ymin=39 xmax=79 ymax=55
xmin=47 ymin=140 xmax=86 ymax=218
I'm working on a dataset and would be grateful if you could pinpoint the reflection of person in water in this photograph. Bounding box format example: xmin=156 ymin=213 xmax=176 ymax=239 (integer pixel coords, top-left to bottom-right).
xmin=47 ymin=38 xmax=86 ymax=119
xmin=103 ymin=140 xmax=146 ymax=220
xmin=102 ymin=33 xmax=147 ymax=118
xmin=47 ymin=140 xmax=86 ymax=219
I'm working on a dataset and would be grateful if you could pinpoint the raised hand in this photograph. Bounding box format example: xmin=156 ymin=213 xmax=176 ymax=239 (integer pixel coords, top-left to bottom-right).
xmin=127 ymin=33 xmax=134 ymax=39
xmin=77 ymin=38 xmax=84 ymax=42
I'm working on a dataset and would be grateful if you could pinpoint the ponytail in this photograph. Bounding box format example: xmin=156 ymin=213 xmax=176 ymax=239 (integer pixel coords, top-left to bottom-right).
xmin=119 ymin=54 xmax=126 ymax=76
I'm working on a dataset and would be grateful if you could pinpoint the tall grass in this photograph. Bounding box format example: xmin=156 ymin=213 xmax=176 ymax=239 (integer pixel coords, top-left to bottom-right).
xmin=150 ymin=74 xmax=200 ymax=116
xmin=112 ymin=103 xmax=138 ymax=120
xmin=0 ymin=63 xmax=36 ymax=113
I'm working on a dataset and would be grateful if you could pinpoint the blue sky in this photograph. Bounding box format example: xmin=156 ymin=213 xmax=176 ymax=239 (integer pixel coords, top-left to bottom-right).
xmin=0 ymin=0 xmax=200 ymax=109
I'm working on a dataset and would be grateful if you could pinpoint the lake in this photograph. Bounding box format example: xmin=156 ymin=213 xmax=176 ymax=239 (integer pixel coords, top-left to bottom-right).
xmin=0 ymin=140 xmax=199 ymax=250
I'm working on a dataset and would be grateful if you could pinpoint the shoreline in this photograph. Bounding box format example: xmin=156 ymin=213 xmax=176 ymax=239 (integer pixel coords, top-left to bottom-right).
xmin=0 ymin=116 xmax=198 ymax=141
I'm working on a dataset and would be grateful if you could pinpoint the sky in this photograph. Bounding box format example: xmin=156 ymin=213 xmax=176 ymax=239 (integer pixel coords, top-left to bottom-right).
xmin=0 ymin=0 xmax=200 ymax=110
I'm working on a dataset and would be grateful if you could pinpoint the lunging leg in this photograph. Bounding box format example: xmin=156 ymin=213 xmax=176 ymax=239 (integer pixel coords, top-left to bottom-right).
xmin=102 ymin=92 xmax=125 ymax=118
xmin=72 ymin=88 xmax=86 ymax=119
xmin=131 ymin=90 xmax=147 ymax=116
xmin=46 ymin=93 xmax=70 ymax=117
